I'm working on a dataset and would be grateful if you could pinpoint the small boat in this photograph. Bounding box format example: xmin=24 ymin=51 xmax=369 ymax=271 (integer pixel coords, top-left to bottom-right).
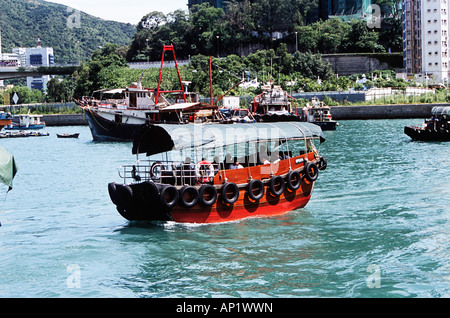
xmin=5 ymin=112 xmax=46 ymax=130
xmin=57 ymin=133 xmax=80 ymax=138
xmin=0 ymin=131 xmax=49 ymax=138
xmin=0 ymin=110 xmax=13 ymax=131
xmin=302 ymin=97 xmax=338 ymax=131
xmin=404 ymin=106 xmax=450 ymax=141
xmin=107 ymin=121 xmax=327 ymax=224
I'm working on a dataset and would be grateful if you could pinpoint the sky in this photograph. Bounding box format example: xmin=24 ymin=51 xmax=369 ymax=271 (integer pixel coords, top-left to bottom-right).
xmin=46 ymin=0 xmax=189 ymax=24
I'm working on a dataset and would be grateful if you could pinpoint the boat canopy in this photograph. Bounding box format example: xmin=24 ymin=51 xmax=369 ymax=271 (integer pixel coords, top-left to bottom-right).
xmin=132 ymin=122 xmax=325 ymax=156
xmin=159 ymin=102 xmax=217 ymax=112
xmin=0 ymin=146 xmax=18 ymax=191
xmin=432 ymin=106 xmax=450 ymax=116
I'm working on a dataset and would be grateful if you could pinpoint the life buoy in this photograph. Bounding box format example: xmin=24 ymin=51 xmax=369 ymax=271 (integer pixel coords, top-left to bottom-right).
xmin=286 ymin=170 xmax=301 ymax=191
xmin=179 ymin=186 xmax=199 ymax=208
xmin=195 ymin=160 xmax=215 ymax=183
xmin=318 ymin=157 xmax=327 ymax=171
xmin=160 ymin=185 xmax=179 ymax=209
xmin=268 ymin=175 xmax=285 ymax=196
xmin=247 ymin=179 xmax=264 ymax=201
xmin=221 ymin=182 xmax=239 ymax=204
xmin=150 ymin=161 xmax=162 ymax=179
xmin=304 ymin=162 xmax=319 ymax=182
xmin=199 ymin=184 xmax=217 ymax=206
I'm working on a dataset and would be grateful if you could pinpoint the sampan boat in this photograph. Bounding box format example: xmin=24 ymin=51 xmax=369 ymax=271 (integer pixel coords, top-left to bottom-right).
xmin=108 ymin=122 xmax=327 ymax=223
xmin=404 ymin=106 xmax=450 ymax=141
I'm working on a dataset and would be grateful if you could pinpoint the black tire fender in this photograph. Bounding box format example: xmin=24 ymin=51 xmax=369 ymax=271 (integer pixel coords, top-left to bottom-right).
xmin=221 ymin=182 xmax=239 ymax=204
xmin=198 ymin=184 xmax=218 ymax=206
xmin=179 ymin=186 xmax=199 ymax=208
xmin=160 ymin=185 xmax=179 ymax=209
xmin=304 ymin=162 xmax=319 ymax=182
xmin=286 ymin=170 xmax=301 ymax=191
xmin=247 ymin=179 xmax=265 ymax=201
xmin=268 ymin=175 xmax=285 ymax=196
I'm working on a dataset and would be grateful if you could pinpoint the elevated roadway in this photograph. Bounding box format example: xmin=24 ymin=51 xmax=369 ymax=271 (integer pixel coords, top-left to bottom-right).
xmin=0 ymin=65 xmax=80 ymax=80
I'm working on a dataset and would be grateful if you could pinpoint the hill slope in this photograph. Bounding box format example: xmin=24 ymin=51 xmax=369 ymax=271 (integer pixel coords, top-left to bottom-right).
xmin=0 ymin=0 xmax=136 ymax=63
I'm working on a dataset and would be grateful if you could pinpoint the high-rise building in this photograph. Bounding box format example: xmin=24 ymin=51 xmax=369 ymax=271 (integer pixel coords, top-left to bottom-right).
xmin=319 ymin=0 xmax=372 ymax=21
xmin=14 ymin=36 xmax=55 ymax=92
xmin=403 ymin=0 xmax=450 ymax=83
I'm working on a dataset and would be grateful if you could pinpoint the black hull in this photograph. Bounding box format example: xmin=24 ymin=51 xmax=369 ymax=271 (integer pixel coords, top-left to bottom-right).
xmin=83 ymin=109 xmax=142 ymax=142
xmin=108 ymin=182 xmax=173 ymax=222
xmin=404 ymin=126 xmax=450 ymax=141
xmin=312 ymin=121 xmax=337 ymax=131
xmin=254 ymin=113 xmax=303 ymax=123
xmin=254 ymin=114 xmax=337 ymax=130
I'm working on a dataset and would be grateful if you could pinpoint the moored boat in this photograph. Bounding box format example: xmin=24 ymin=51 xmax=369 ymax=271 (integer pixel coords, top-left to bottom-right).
xmin=108 ymin=121 xmax=327 ymax=224
xmin=77 ymin=45 xmax=225 ymax=141
xmin=0 ymin=110 xmax=13 ymax=131
xmin=404 ymin=106 xmax=450 ymax=141
xmin=302 ymin=97 xmax=338 ymax=131
xmin=5 ymin=112 xmax=46 ymax=130
xmin=251 ymin=81 xmax=301 ymax=122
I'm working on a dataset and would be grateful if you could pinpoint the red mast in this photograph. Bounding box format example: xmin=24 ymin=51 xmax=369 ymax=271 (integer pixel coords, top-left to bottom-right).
xmin=155 ymin=45 xmax=187 ymax=105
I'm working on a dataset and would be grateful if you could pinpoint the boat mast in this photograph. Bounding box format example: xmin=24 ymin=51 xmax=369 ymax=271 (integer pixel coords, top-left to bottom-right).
xmin=155 ymin=45 xmax=187 ymax=105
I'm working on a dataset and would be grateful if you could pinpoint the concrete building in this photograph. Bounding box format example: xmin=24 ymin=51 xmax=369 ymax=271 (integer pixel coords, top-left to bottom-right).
xmin=403 ymin=0 xmax=450 ymax=84
xmin=14 ymin=36 xmax=55 ymax=92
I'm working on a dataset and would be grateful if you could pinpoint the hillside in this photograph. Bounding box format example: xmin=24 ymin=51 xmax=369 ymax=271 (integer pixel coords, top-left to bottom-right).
xmin=0 ymin=0 xmax=136 ymax=63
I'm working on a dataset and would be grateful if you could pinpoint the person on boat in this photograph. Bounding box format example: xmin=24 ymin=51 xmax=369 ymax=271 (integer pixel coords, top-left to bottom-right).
xmin=261 ymin=156 xmax=271 ymax=165
xmin=229 ymin=157 xmax=243 ymax=169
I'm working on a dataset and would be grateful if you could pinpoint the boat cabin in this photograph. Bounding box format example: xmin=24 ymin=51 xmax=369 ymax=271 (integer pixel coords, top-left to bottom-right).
xmin=120 ymin=122 xmax=324 ymax=187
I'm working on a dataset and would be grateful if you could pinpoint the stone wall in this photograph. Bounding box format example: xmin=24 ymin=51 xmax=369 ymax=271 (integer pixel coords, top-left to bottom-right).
xmin=322 ymin=54 xmax=403 ymax=76
xmin=329 ymin=103 xmax=446 ymax=120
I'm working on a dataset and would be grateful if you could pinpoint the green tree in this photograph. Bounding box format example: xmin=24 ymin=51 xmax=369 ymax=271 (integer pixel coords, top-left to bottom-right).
xmin=73 ymin=44 xmax=128 ymax=98
xmin=292 ymin=51 xmax=333 ymax=80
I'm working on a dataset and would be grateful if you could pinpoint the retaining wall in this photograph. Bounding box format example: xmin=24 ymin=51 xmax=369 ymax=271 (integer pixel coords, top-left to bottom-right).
xmin=43 ymin=114 xmax=87 ymax=126
xmin=329 ymin=103 xmax=448 ymax=120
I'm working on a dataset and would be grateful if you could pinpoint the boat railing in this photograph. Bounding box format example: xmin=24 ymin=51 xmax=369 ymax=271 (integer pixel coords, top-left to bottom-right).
xmin=118 ymin=160 xmax=220 ymax=186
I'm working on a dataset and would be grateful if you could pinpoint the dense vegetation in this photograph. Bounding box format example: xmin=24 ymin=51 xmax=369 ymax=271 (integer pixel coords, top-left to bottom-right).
xmin=0 ymin=0 xmax=417 ymax=109
xmin=126 ymin=1 xmax=402 ymax=61
xmin=0 ymin=0 xmax=135 ymax=63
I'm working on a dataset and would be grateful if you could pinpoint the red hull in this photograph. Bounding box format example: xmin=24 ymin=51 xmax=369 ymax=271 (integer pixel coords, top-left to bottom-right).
xmin=170 ymin=191 xmax=312 ymax=223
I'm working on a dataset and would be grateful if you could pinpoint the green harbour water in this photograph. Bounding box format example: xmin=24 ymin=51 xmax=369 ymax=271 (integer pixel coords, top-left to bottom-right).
xmin=0 ymin=119 xmax=449 ymax=298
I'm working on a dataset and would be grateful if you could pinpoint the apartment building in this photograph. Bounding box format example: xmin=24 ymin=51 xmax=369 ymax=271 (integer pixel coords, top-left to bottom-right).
xmin=403 ymin=0 xmax=450 ymax=83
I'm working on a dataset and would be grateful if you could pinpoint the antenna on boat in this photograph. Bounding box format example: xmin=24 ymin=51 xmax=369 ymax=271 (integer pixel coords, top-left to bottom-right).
xmin=137 ymin=72 xmax=144 ymax=90
xmin=209 ymin=56 xmax=213 ymax=104
xmin=155 ymin=45 xmax=187 ymax=104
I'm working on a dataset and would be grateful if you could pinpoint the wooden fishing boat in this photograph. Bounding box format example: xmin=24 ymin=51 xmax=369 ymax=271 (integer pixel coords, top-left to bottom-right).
xmin=108 ymin=122 xmax=327 ymax=224
xmin=404 ymin=106 xmax=450 ymax=141
xmin=77 ymin=45 xmax=225 ymax=142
